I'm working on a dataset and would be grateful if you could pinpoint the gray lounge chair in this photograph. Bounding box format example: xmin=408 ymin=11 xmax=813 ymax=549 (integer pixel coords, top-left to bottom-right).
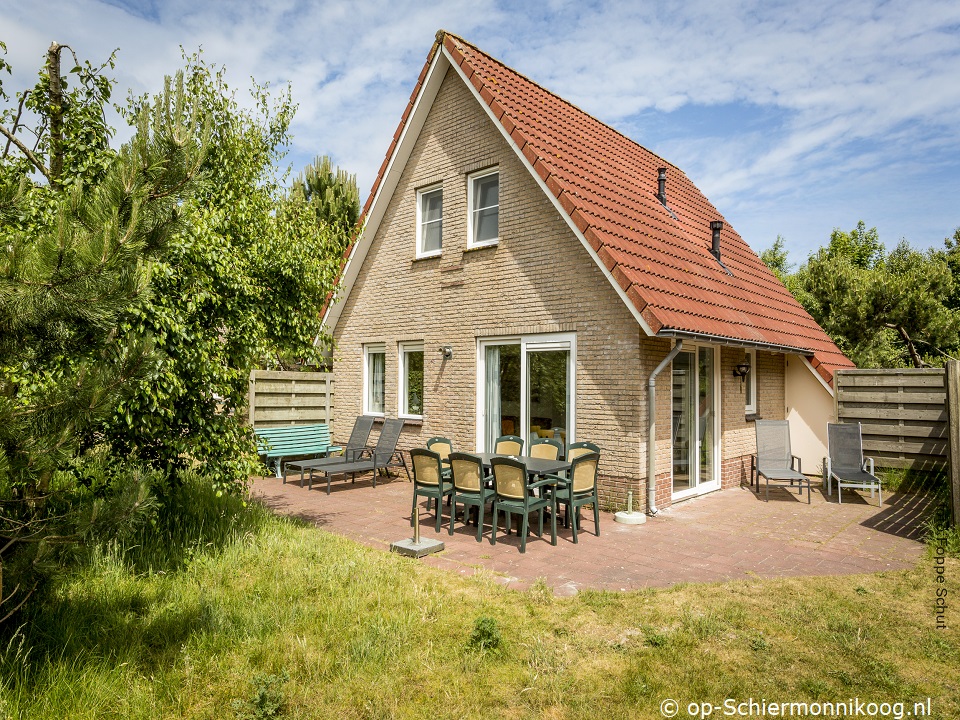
xmin=754 ymin=420 xmax=810 ymax=503
xmin=286 ymin=415 xmax=376 ymax=487
xmin=303 ymin=418 xmax=409 ymax=494
xmin=826 ymin=423 xmax=882 ymax=507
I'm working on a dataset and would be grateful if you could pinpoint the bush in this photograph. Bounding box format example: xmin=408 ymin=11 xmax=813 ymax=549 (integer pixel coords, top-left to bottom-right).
xmin=468 ymin=616 xmax=502 ymax=651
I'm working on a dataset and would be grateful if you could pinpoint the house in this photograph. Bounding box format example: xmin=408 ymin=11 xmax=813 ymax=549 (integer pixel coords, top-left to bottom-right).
xmin=323 ymin=30 xmax=853 ymax=512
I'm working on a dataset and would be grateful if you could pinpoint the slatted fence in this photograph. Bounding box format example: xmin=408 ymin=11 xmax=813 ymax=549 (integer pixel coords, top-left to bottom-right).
xmin=248 ymin=370 xmax=333 ymax=427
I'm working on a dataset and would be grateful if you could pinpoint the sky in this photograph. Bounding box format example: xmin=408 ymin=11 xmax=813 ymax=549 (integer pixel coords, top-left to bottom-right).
xmin=3 ymin=0 xmax=959 ymax=262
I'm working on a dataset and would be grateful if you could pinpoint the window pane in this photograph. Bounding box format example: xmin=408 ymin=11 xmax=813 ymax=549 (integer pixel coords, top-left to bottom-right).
xmin=475 ymin=174 xmax=498 ymax=208
xmin=422 ymin=190 xmax=442 ymax=222
xmin=474 ymin=207 xmax=498 ymax=242
xmin=405 ymin=350 xmax=424 ymax=415
xmin=422 ymin=221 xmax=442 ymax=252
xmin=745 ymin=352 xmax=755 ymax=409
xmin=368 ymin=351 xmax=385 ymax=413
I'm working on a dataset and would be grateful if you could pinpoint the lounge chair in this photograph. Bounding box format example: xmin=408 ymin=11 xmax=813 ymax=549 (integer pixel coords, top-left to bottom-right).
xmin=285 ymin=415 xmax=376 ymax=486
xmin=826 ymin=423 xmax=882 ymax=507
xmin=754 ymin=420 xmax=810 ymax=503
xmin=302 ymin=418 xmax=408 ymax=494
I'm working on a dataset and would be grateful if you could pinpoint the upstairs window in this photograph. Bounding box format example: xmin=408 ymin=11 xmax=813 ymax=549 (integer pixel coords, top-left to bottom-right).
xmin=417 ymin=185 xmax=443 ymax=257
xmin=468 ymin=170 xmax=499 ymax=248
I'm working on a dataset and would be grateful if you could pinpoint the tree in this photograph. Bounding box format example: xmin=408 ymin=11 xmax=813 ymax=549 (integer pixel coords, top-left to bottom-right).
xmin=1 ymin=39 xmax=210 ymax=619
xmin=292 ymin=154 xmax=360 ymax=241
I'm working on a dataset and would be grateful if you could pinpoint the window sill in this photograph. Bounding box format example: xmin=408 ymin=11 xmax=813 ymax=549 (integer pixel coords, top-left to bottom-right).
xmin=373 ymin=416 xmax=422 ymax=427
xmin=464 ymin=242 xmax=498 ymax=253
xmin=413 ymin=252 xmax=442 ymax=262
xmin=745 ymin=413 xmax=762 ymax=422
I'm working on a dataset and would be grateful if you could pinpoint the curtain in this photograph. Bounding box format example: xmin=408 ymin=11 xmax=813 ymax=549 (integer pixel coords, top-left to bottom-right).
xmin=371 ymin=352 xmax=385 ymax=413
xmin=484 ymin=346 xmax=500 ymax=452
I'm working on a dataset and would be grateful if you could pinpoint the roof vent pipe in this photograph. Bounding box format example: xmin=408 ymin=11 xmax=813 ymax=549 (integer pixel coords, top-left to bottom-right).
xmin=710 ymin=220 xmax=723 ymax=260
xmin=657 ymin=168 xmax=667 ymax=205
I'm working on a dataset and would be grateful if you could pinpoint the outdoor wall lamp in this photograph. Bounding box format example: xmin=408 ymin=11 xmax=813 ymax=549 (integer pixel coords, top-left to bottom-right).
xmin=733 ymin=361 xmax=751 ymax=383
xmin=438 ymin=345 xmax=453 ymax=359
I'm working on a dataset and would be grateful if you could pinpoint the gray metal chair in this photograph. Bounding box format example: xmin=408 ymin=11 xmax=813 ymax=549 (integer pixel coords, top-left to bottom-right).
xmin=826 ymin=423 xmax=882 ymax=507
xmin=285 ymin=415 xmax=376 ymax=486
xmin=754 ymin=420 xmax=810 ymax=503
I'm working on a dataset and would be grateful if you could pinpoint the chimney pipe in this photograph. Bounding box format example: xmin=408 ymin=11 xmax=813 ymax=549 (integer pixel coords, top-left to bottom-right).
xmin=657 ymin=168 xmax=667 ymax=205
xmin=710 ymin=220 xmax=723 ymax=260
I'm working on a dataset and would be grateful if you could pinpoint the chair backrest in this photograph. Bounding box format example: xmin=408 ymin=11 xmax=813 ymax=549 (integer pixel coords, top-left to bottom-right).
xmin=755 ymin=420 xmax=792 ymax=469
xmin=373 ymin=418 xmax=404 ymax=464
xmin=529 ymin=437 xmax=562 ymax=461
xmin=495 ymin=435 xmax=524 ymax=456
xmin=449 ymin=452 xmax=485 ymax=492
xmin=490 ymin=456 xmax=528 ymax=500
xmin=567 ymin=441 xmax=600 ymax=461
xmin=828 ymin=423 xmax=864 ymax=471
xmin=426 ymin=436 xmax=453 ymax=462
xmin=410 ymin=448 xmax=443 ymax=487
xmin=569 ymin=451 xmax=599 ymax=493
xmin=345 ymin=415 xmax=376 ymax=450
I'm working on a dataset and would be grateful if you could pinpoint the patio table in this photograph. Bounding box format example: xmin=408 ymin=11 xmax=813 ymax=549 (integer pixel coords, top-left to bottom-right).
xmin=470 ymin=453 xmax=570 ymax=478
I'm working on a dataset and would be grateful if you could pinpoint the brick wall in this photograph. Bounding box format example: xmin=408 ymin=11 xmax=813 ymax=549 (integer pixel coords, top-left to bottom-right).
xmin=332 ymin=66 xmax=788 ymax=513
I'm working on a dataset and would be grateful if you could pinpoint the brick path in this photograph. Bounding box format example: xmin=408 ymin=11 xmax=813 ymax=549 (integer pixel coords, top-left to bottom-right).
xmin=251 ymin=472 xmax=931 ymax=596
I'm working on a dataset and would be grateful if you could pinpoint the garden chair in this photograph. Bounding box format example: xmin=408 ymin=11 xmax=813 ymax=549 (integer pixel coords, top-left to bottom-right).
xmin=490 ymin=456 xmax=556 ymax=553
xmin=529 ymin=437 xmax=563 ymax=461
xmin=448 ymin=452 xmax=495 ymax=541
xmin=426 ymin=436 xmax=454 ymax=479
xmin=410 ymin=448 xmax=454 ymax=532
xmin=826 ymin=423 xmax=882 ymax=507
xmin=285 ymin=415 xmax=376 ymax=487
xmin=753 ymin=420 xmax=810 ymax=503
xmin=494 ymin=435 xmax=523 ymax=455
xmin=302 ymin=418 xmax=408 ymax=494
xmin=565 ymin=441 xmax=600 ymax=462
xmin=547 ymin=451 xmax=600 ymax=542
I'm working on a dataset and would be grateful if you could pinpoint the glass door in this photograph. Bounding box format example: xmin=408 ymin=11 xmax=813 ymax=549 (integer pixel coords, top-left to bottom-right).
xmin=672 ymin=346 xmax=718 ymax=496
xmin=482 ymin=343 xmax=521 ymax=451
xmin=526 ymin=347 xmax=570 ymax=451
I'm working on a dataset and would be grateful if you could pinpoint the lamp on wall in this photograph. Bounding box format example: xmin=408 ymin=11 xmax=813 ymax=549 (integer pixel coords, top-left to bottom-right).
xmin=438 ymin=345 xmax=453 ymax=359
xmin=733 ymin=360 xmax=751 ymax=385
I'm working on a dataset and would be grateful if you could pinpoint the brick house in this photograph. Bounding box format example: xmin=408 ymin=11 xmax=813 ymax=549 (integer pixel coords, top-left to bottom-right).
xmin=323 ymin=31 xmax=853 ymax=512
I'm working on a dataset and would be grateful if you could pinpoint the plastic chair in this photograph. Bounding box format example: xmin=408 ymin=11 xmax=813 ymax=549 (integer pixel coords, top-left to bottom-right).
xmin=448 ymin=452 xmax=495 ymax=542
xmin=490 ymin=456 xmax=556 ymax=553
xmin=410 ymin=448 xmax=454 ymax=532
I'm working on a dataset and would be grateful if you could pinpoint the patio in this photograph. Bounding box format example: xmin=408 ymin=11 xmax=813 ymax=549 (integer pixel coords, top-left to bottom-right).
xmin=250 ymin=471 xmax=933 ymax=596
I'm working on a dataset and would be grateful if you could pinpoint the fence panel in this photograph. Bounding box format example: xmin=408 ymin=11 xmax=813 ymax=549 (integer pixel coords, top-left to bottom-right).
xmin=835 ymin=368 xmax=948 ymax=472
xmin=248 ymin=370 xmax=333 ymax=427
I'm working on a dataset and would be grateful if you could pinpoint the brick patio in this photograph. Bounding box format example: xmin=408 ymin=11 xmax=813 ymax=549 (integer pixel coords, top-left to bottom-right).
xmin=250 ymin=471 xmax=932 ymax=596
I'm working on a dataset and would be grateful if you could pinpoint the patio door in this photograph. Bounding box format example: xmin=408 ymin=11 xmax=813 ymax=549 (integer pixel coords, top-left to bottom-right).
xmin=478 ymin=334 xmax=575 ymax=452
xmin=672 ymin=346 xmax=719 ymax=497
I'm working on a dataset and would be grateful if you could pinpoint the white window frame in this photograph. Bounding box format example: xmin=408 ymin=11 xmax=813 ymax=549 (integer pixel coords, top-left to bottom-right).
xmin=467 ymin=168 xmax=499 ymax=248
xmin=363 ymin=344 xmax=386 ymax=416
xmin=475 ymin=332 xmax=576 ymax=453
xmin=670 ymin=343 xmax=721 ymax=501
xmin=416 ymin=184 xmax=443 ymax=258
xmin=744 ymin=349 xmax=757 ymax=415
xmin=398 ymin=342 xmax=425 ymax=419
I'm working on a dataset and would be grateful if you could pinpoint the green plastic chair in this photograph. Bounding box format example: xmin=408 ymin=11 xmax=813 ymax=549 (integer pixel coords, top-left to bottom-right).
xmin=566 ymin=441 xmax=600 ymax=461
xmin=490 ymin=456 xmax=557 ymax=553
xmin=529 ymin=437 xmax=563 ymax=461
xmin=410 ymin=448 xmax=454 ymax=532
xmin=494 ymin=435 xmax=524 ymax=455
xmin=547 ymin=451 xmax=600 ymax=543
xmin=426 ymin=436 xmax=454 ymax=479
xmin=448 ymin=452 xmax=495 ymax=542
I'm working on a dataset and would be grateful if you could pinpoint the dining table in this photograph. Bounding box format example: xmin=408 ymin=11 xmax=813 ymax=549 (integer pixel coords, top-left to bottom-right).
xmin=470 ymin=452 xmax=570 ymax=479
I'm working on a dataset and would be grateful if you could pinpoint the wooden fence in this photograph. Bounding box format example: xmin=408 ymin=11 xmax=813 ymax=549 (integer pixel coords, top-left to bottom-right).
xmin=248 ymin=370 xmax=333 ymax=427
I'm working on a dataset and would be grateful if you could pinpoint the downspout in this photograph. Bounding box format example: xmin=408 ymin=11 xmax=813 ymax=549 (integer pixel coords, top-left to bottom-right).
xmin=647 ymin=339 xmax=683 ymax=515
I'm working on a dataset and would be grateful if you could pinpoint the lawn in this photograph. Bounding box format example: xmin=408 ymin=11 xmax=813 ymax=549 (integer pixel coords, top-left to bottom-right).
xmin=2 ymin=479 xmax=958 ymax=720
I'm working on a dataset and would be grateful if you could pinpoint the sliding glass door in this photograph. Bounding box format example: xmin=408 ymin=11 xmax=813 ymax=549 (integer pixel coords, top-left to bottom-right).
xmin=672 ymin=346 xmax=719 ymax=496
xmin=479 ymin=335 xmax=575 ymax=452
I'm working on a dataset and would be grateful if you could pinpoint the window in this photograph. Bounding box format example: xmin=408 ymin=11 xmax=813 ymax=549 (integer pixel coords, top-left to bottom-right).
xmin=416 ymin=185 xmax=442 ymax=257
xmin=363 ymin=344 xmax=386 ymax=415
xmin=744 ymin=349 xmax=757 ymax=415
xmin=468 ymin=170 xmax=499 ymax=247
xmin=399 ymin=343 xmax=424 ymax=418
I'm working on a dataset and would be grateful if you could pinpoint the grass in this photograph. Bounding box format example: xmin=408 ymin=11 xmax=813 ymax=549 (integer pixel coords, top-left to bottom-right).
xmin=1 ymin=476 xmax=959 ymax=719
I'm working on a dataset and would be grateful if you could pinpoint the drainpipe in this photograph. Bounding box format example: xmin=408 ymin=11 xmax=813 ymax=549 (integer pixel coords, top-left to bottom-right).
xmin=647 ymin=339 xmax=683 ymax=515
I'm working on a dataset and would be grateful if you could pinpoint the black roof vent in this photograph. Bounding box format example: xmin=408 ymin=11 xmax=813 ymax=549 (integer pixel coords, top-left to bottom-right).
xmin=657 ymin=168 xmax=667 ymax=205
xmin=710 ymin=220 xmax=724 ymax=260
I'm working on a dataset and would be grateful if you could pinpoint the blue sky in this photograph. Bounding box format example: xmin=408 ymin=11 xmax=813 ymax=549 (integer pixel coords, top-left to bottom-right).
xmin=3 ymin=0 xmax=959 ymax=262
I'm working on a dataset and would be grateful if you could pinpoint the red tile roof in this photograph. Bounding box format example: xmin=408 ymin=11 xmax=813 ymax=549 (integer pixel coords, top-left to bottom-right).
xmin=358 ymin=31 xmax=853 ymax=385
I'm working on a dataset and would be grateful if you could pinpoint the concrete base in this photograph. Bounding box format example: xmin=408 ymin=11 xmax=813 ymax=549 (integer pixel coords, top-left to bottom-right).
xmin=390 ymin=537 xmax=445 ymax=558
xmin=614 ymin=511 xmax=647 ymax=525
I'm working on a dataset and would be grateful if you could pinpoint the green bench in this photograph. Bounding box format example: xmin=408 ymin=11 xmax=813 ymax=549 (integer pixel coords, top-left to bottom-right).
xmin=254 ymin=424 xmax=342 ymax=480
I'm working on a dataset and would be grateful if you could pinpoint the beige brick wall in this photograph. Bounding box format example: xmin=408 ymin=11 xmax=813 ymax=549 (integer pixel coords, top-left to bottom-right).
xmin=331 ymin=66 xmax=787 ymax=512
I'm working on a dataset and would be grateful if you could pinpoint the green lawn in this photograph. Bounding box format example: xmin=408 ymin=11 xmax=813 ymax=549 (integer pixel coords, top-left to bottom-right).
xmin=2 ymin=482 xmax=958 ymax=720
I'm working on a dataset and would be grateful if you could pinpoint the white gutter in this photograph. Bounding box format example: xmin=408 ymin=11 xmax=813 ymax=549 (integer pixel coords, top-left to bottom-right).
xmin=647 ymin=339 xmax=683 ymax=515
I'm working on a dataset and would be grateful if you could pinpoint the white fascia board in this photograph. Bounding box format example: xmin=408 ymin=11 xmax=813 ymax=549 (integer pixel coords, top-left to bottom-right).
xmin=442 ymin=46 xmax=656 ymax=337
xmin=800 ymin=355 xmax=835 ymax=396
xmin=322 ymin=50 xmax=451 ymax=332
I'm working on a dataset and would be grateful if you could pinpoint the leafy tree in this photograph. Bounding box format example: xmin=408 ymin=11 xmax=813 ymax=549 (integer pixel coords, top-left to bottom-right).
xmin=101 ymin=54 xmax=341 ymax=489
xmin=0 ymin=39 xmax=210 ymax=619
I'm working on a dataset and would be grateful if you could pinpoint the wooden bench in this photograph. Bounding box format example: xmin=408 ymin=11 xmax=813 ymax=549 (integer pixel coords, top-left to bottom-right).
xmin=254 ymin=424 xmax=342 ymax=480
